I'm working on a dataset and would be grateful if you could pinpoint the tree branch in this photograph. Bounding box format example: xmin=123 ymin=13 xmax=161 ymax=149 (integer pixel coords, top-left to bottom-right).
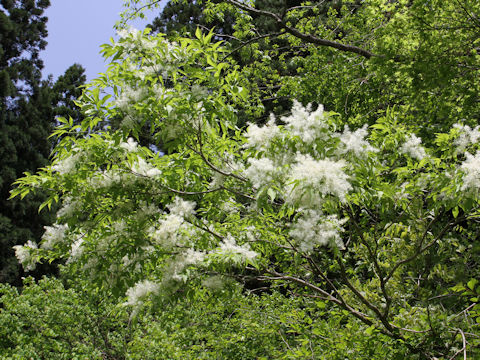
xmin=263 ymin=268 xmax=376 ymax=328
xmin=225 ymin=0 xmax=378 ymax=59
xmin=384 ymin=213 xmax=464 ymax=285
xmin=221 ymin=31 xmax=287 ymax=61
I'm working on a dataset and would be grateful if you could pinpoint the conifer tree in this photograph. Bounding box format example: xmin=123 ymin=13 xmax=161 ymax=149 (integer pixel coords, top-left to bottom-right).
xmin=0 ymin=0 xmax=85 ymax=284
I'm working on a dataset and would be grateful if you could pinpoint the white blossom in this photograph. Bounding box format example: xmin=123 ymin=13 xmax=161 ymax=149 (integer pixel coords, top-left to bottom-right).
xmin=171 ymin=249 xmax=206 ymax=281
xmin=52 ymin=151 xmax=82 ymax=175
xmin=68 ymin=238 xmax=84 ymax=262
xmin=124 ymin=280 xmax=159 ymax=306
xmin=114 ymin=86 xmax=147 ymax=111
xmin=454 ymin=124 xmax=480 ymax=152
xmin=165 ymin=249 xmax=206 ymax=282
xmin=244 ymin=115 xmax=280 ymax=149
xmin=113 ymin=220 xmax=127 ymax=233
xmin=184 ymin=248 xmax=206 ymax=264
xmin=56 ymin=196 xmax=79 ymax=219
xmin=167 ymin=197 xmax=196 ymax=218
xmin=151 ymin=214 xmax=185 ymax=247
xmin=283 ymin=101 xmax=328 ymax=144
xmin=116 ymin=26 xmax=139 ymax=40
xmin=120 ymin=137 xmax=138 ymax=152
xmin=131 ymin=158 xmax=162 ymax=177
xmin=244 ymin=157 xmax=276 ymax=188
xmin=460 ymin=151 xmax=480 ymax=192
xmin=220 ymin=198 xmax=239 ymax=214
xmin=337 ymin=125 xmax=377 ymax=156
xmin=213 ymin=235 xmax=258 ymax=262
xmin=287 ymin=154 xmax=351 ymax=205
xmin=202 ymin=275 xmax=224 ymax=289
xmin=89 ymin=169 xmax=132 ymax=189
xmin=41 ymin=223 xmax=69 ymax=250
xmin=222 ymin=152 xmax=245 ymax=173
xmin=290 ymin=210 xmax=346 ymax=252
xmin=137 ymin=203 xmax=159 ymax=219
xmin=400 ymin=134 xmax=427 ymax=161
xmin=209 ymin=171 xmax=225 ymax=189
xmin=13 ymin=240 xmax=38 ymax=271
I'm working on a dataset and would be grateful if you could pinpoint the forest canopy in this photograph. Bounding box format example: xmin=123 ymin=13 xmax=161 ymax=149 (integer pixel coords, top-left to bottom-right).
xmin=3 ymin=1 xmax=480 ymax=359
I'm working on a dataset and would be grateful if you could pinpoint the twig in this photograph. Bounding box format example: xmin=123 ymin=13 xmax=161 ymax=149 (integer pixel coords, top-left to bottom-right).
xmin=449 ymin=328 xmax=468 ymax=360
xmin=384 ymin=214 xmax=463 ymax=284
xmin=221 ymin=31 xmax=286 ymax=61
xmin=121 ymin=0 xmax=163 ymax=24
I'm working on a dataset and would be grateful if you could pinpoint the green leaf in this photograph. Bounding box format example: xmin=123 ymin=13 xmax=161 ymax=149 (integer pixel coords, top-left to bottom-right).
xmin=267 ymin=188 xmax=276 ymax=201
xmin=452 ymin=206 xmax=459 ymax=219
xmin=195 ymin=27 xmax=202 ymax=40
xmin=365 ymin=325 xmax=376 ymax=336
xmin=468 ymin=279 xmax=478 ymax=291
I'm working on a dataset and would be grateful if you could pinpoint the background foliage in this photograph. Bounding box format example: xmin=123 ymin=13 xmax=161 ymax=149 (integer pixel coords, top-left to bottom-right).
xmin=0 ymin=0 xmax=85 ymax=285
xmin=2 ymin=1 xmax=480 ymax=359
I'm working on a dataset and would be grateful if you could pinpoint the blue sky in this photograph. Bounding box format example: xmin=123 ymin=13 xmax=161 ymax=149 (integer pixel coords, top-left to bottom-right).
xmin=41 ymin=0 xmax=164 ymax=82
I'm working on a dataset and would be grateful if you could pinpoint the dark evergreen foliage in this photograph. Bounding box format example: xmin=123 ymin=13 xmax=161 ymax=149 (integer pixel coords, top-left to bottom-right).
xmin=0 ymin=0 xmax=85 ymax=284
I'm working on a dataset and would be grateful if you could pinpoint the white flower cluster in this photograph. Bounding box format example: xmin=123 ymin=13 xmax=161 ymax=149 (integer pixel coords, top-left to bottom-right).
xmin=124 ymin=279 xmax=159 ymax=307
xmin=244 ymin=116 xmax=280 ymax=150
xmin=13 ymin=240 xmax=38 ymax=271
xmin=242 ymin=102 xmax=358 ymax=207
xmin=170 ymin=248 xmax=206 ymax=282
xmin=41 ymin=223 xmax=69 ymax=250
xmin=289 ymin=210 xmax=346 ymax=252
xmin=151 ymin=213 xmax=184 ymax=248
xmin=283 ymin=101 xmax=327 ymax=144
xmin=209 ymin=171 xmax=225 ymax=189
xmin=244 ymin=157 xmax=276 ymax=188
xmin=208 ymin=153 xmax=245 ymax=189
xmin=117 ymin=27 xmax=159 ymax=53
xmin=116 ymin=26 xmax=140 ymax=40
xmin=131 ymin=158 xmax=162 ymax=178
xmin=89 ymin=169 xmax=132 ymax=189
xmin=287 ymin=154 xmax=351 ymax=206
xmin=56 ymin=196 xmax=79 ymax=219
xmin=400 ymin=134 xmax=427 ymax=161
xmin=65 ymin=238 xmax=85 ymax=264
xmin=460 ymin=151 xmax=480 ymax=192
xmin=213 ymin=235 xmax=258 ymax=262
xmin=337 ymin=125 xmax=377 ymax=156
xmin=52 ymin=150 xmax=82 ymax=175
xmin=167 ymin=197 xmax=196 ymax=218
xmin=202 ymin=275 xmax=225 ymax=289
xmin=454 ymin=124 xmax=480 ymax=152
xmin=150 ymin=199 xmax=196 ymax=248
xmin=114 ymin=86 xmax=147 ymax=112
xmin=120 ymin=137 xmax=138 ymax=152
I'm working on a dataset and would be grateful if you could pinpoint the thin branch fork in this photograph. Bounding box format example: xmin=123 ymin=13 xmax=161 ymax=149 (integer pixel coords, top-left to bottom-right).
xmin=121 ymin=0 xmax=163 ymax=24
xmin=336 ymin=257 xmax=398 ymax=336
xmin=384 ymin=214 xmax=465 ymax=285
xmin=449 ymin=328 xmax=468 ymax=360
xmin=221 ymin=30 xmax=287 ymax=61
xmin=345 ymin=205 xmax=392 ymax=317
xmin=191 ymin=125 xmax=248 ymax=183
xmin=263 ymin=268 xmax=376 ymax=328
xmin=225 ymin=0 xmax=378 ymax=59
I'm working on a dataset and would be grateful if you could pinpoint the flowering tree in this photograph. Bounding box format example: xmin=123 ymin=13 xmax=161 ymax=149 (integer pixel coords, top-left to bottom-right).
xmin=10 ymin=26 xmax=480 ymax=358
